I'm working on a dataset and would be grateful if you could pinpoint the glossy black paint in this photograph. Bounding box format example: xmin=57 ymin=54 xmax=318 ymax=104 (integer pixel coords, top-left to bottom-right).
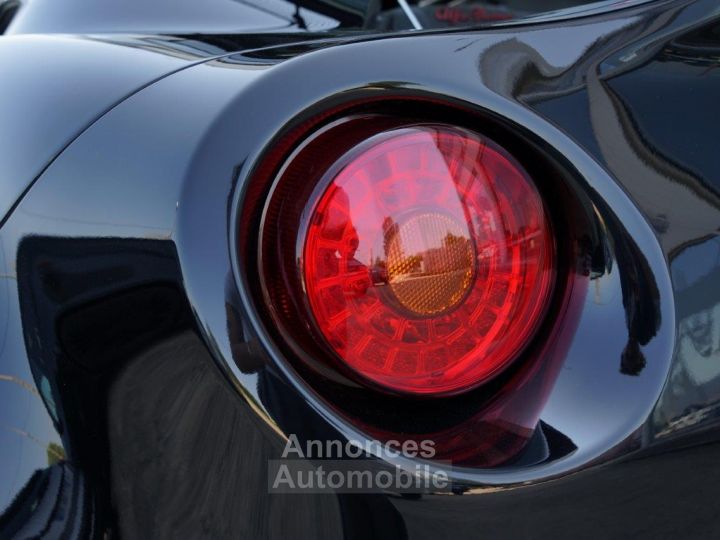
xmin=0 ymin=34 xmax=230 ymax=227
xmin=3 ymin=0 xmax=660 ymax=35
xmin=1 ymin=0 xmax=719 ymax=537
xmin=5 ymin=0 xmax=345 ymax=34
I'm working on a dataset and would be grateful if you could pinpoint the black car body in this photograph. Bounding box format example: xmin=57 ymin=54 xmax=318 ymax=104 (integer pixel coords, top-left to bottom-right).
xmin=1 ymin=0 xmax=720 ymax=538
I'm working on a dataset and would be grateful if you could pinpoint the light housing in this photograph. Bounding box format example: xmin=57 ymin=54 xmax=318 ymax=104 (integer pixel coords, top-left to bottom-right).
xmin=259 ymin=118 xmax=555 ymax=397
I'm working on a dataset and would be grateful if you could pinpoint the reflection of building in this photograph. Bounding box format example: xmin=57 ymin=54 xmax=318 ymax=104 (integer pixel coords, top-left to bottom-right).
xmin=422 ymin=233 xmax=473 ymax=275
xmin=383 ymin=216 xmax=474 ymax=279
xmin=653 ymin=239 xmax=720 ymax=438
xmin=381 ymin=217 xmax=475 ymax=315
xmin=382 ymin=217 xmax=402 ymax=271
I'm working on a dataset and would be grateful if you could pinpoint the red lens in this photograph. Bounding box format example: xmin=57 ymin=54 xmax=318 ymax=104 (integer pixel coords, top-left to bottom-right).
xmin=301 ymin=125 xmax=554 ymax=396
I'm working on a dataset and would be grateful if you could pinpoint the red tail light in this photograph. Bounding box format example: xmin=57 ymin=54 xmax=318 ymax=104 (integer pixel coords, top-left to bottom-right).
xmin=260 ymin=121 xmax=555 ymax=397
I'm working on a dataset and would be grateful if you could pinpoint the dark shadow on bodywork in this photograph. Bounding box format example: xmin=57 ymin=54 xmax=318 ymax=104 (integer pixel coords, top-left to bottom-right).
xmin=13 ymin=237 xmax=194 ymax=536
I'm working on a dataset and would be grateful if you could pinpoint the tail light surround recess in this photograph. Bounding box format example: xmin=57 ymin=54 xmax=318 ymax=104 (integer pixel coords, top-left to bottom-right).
xmin=238 ymin=98 xmax=593 ymax=466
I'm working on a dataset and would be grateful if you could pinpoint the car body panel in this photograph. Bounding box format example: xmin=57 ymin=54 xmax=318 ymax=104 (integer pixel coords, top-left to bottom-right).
xmin=1 ymin=0 xmax=719 ymax=537
xmin=0 ymin=34 xmax=230 ymax=226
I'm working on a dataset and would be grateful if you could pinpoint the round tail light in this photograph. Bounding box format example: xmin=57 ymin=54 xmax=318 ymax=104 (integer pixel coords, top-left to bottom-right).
xmin=259 ymin=121 xmax=555 ymax=397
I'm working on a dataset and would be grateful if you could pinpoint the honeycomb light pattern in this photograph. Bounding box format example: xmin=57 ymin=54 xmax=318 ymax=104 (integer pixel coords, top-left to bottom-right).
xmin=302 ymin=126 xmax=554 ymax=396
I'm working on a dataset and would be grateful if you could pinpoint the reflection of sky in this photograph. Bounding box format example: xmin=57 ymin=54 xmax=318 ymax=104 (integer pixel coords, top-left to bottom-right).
xmin=397 ymin=215 xmax=461 ymax=255
xmin=0 ymin=234 xmax=62 ymax=514
xmin=541 ymin=265 xmax=671 ymax=456
xmin=8 ymin=0 xmax=340 ymax=34
xmin=339 ymin=132 xmax=474 ymax=266
xmin=542 ymin=270 xmax=627 ymax=449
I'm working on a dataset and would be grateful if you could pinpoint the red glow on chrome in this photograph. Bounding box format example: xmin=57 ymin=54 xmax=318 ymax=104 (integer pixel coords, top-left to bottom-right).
xmin=301 ymin=126 xmax=554 ymax=396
